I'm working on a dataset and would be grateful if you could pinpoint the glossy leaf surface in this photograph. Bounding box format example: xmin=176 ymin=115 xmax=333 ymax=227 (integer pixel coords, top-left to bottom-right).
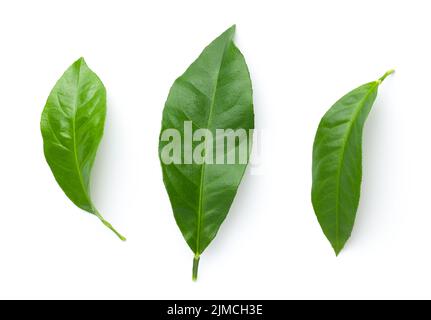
xmin=311 ymin=70 xmax=393 ymax=255
xmin=159 ymin=26 xmax=254 ymax=280
xmin=41 ymin=58 xmax=125 ymax=240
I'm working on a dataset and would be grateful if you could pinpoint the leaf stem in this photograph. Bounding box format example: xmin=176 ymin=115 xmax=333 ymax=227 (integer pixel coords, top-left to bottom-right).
xmin=192 ymin=255 xmax=200 ymax=281
xmin=94 ymin=211 xmax=126 ymax=241
xmin=378 ymin=69 xmax=395 ymax=83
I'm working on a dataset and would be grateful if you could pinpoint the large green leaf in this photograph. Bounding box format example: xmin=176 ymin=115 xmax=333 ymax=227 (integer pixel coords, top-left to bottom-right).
xmin=311 ymin=70 xmax=394 ymax=255
xmin=159 ymin=26 xmax=254 ymax=280
xmin=41 ymin=58 xmax=125 ymax=241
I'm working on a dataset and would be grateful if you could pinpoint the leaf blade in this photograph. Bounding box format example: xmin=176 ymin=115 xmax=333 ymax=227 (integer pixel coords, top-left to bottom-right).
xmin=311 ymin=71 xmax=393 ymax=254
xmin=159 ymin=26 xmax=254 ymax=278
xmin=41 ymin=57 xmax=125 ymax=240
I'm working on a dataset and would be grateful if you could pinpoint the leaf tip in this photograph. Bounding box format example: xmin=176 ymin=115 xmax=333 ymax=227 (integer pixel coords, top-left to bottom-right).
xmin=334 ymin=244 xmax=346 ymax=256
xmin=225 ymin=24 xmax=236 ymax=36
xmin=332 ymin=242 xmax=344 ymax=256
xmin=74 ymin=57 xmax=87 ymax=68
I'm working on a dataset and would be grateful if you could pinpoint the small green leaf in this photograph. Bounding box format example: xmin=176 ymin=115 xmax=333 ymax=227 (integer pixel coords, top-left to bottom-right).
xmin=159 ymin=26 xmax=254 ymax=280
xmin=311 ymin=70 xmax=394 ymax=255
xmin=41 ymin=57 xmax=125 ymax=241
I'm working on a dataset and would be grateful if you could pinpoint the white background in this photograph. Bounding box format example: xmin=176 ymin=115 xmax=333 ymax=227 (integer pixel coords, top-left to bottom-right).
xmin=0 ymin=0 xmax=428 ymax=299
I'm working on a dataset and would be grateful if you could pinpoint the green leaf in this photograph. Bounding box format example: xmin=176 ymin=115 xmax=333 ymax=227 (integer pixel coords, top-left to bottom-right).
xmin=41 ymin=57 xmax=125 ymax=241
xmin=311 ymin=70 xmax=394 ymax=255
xmin=159 ymin=25 xmax=254 ymax=280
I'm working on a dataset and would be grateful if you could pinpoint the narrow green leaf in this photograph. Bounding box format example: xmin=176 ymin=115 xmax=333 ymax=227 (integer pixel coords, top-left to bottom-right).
xmin=311 ymin=70 xmax=394 ymax=255
xmin=41 ymin=57 xmax=125 ymax=241
xmin=159 ymin=26 xmax=254 ymax=280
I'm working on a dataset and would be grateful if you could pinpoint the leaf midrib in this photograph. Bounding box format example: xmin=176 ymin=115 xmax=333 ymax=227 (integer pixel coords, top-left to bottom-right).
xmin=70 ymin=60 xmax=95 ymax=213
xmin=195 ymin=42 xmax=231 ymax=255
xmin=333 ymin=82 xmax=378 ymax=252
